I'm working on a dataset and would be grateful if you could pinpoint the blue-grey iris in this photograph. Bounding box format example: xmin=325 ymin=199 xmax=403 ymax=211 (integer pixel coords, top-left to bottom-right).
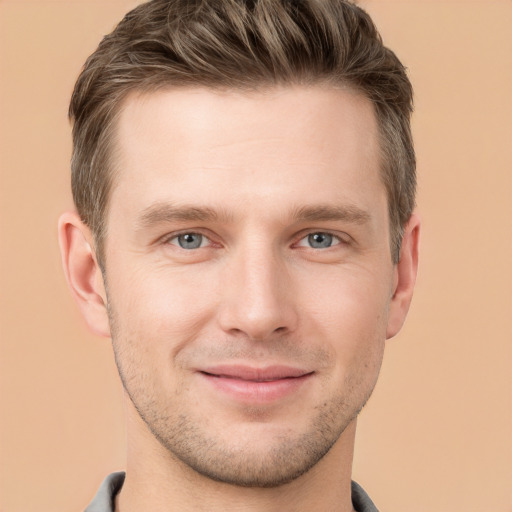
xmin=308 ymin=233 xmax=333 ymax=249
xmin=178 ymin=233 xmax=203 ymax=249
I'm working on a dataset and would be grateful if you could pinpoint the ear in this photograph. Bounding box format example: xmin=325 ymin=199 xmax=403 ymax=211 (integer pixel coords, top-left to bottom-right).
xmin=58 ymin=211 xmax=111 ymax=338
xmin=386 ymin=213 xmax=420 ymax=339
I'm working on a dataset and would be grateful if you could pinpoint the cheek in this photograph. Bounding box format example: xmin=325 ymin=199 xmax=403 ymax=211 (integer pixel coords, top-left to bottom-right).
xmin=107 ymin=263 xmax=221 ymax=357
xmin=300 ymin=266 xmax=390 ymax=374
xmin=303 ymin=264 xmax=391 ymax=330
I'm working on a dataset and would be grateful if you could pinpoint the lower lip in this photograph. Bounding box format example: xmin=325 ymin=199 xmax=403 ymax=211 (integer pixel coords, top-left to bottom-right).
xmin=199 ymin=372 xmax=313 ymax=403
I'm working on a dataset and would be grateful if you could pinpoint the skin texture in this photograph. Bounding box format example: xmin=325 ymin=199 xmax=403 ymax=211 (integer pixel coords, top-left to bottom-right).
xmin=59 ymin=86 xmax=419 ymax=511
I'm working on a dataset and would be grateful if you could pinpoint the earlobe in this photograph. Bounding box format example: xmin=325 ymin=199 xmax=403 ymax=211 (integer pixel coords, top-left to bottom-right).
xmin=58 ymin=211 xmax=111 ymax=338
xmin=386 ymin=213 xmax=420 ymax=339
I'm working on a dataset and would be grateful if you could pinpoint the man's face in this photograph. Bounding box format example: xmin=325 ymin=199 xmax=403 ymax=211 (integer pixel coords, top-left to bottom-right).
xmin=103 ymin=86 xmax=398 ymax=486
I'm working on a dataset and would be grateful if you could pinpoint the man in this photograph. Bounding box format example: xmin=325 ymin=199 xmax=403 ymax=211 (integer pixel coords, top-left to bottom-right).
xmin=58 ymin=0 xmax=419 ymax=510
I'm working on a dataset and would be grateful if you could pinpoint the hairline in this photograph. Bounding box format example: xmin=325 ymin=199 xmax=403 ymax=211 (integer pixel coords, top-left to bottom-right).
xmin=91 ymin=81 xmax=403 ymax=268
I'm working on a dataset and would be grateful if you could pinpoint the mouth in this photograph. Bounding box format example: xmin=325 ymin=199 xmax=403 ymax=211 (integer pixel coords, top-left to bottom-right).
xmin=198 ymin=365 xmax=314 ymax=403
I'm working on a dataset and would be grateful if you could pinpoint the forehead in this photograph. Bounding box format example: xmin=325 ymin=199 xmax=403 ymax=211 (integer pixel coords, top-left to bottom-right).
xmin=115 ymin=85 xmax=378 ymax=158
xmin=109 ymin=85 xmax=383 ymax=221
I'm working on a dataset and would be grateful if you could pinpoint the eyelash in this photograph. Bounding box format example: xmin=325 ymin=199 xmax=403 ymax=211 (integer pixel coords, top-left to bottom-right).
xmin=295 ymin=232 xmax=344 ymax=249
xmin=163 ymin=230 xmax=348 ymax=250
xmin=165 ymin=231 xmax=216 ymax=250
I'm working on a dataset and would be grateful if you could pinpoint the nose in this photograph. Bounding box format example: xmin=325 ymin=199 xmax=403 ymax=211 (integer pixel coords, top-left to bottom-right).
xmin=217 ymin=242 xmax=298 ymax=341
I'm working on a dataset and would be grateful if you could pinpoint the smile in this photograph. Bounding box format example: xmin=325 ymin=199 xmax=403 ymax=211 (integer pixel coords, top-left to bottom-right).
xmin=198 ymin=365 xmax=314 ymax=403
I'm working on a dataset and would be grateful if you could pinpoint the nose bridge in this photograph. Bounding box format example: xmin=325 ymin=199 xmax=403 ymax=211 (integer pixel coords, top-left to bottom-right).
xmin=219 ymin=234 xmax=296 ymax=340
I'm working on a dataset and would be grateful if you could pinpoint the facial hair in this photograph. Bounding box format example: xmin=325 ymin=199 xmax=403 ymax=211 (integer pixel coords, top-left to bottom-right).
xmin=108 ymin=298 xmax=383 ymax=488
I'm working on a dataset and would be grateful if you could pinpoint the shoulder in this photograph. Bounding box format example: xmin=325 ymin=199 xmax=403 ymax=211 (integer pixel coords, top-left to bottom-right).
xmin=84 ymin=472 xmax=125 ymax=512
xmin=351 ymin=480 xmax=379 ymax=512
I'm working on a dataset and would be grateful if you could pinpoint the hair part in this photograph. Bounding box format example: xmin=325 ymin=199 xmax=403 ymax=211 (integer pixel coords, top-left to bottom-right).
xmin=70 ymin=0 xmax=415 ymax=265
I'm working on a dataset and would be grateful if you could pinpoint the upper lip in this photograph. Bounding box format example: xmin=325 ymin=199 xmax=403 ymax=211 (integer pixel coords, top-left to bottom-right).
xmin=200 ymin=365 xmax=313 ymax=382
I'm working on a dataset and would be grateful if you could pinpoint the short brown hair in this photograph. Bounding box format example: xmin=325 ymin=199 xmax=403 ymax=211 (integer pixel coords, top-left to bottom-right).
xmin=70 ymin=0 xmax=415 ymax=265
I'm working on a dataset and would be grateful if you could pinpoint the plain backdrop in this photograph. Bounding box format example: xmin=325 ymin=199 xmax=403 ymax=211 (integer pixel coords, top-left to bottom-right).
xmin=1 ymin=1 xmax=511 ymax=511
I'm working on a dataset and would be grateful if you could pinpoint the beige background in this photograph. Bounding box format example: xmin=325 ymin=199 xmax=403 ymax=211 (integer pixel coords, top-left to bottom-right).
xmin=1 ymin=1 xmax=511 ymax=511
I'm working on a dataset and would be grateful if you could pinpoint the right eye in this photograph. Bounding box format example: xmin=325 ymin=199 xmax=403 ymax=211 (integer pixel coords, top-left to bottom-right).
xmin=168 ymin=232 xmax=210 ymax=250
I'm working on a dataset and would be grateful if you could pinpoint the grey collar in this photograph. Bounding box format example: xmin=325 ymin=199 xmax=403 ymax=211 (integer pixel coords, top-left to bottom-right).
xmin=85 ymin=472 xmax=378 ymax=512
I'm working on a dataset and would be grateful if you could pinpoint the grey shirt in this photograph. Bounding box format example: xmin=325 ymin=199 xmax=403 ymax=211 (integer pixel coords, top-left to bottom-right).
xmin=85 ymin=471 xmax=379 ymax=512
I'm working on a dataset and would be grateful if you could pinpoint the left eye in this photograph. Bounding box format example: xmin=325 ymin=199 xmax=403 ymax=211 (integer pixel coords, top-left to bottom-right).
xmin=297 ymin=232 xmax=340 ymax=249
xmin=169 ymin=233 xmax=209 ymax=250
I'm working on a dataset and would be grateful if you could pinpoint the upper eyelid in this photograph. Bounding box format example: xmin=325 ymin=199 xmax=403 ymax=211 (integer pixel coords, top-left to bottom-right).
xmin=293 ymin=229 xmax=351 ymax=244
xmin=161 ymin=229 xmax=214 ymax=243
xmin=294 ymin=232 xmax=342 ymax=247
xmin=168 ymin=233 xmax=211 ymax=250
xmin=159 ymin=229 xmax=350 ymax=246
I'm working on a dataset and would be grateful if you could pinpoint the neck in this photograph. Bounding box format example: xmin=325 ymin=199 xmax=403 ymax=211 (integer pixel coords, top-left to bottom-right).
xmin=116 ymin=407 xmax=357 ymax=512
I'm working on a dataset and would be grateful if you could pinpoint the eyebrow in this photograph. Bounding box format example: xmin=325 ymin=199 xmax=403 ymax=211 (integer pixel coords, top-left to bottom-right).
xmin=291 ymin=204 xmax=371 ymax=225
xmin=136 ymin=202 xmax=371 ymax=230
xmin=137 ymin=203 xmax=232 ymax=229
